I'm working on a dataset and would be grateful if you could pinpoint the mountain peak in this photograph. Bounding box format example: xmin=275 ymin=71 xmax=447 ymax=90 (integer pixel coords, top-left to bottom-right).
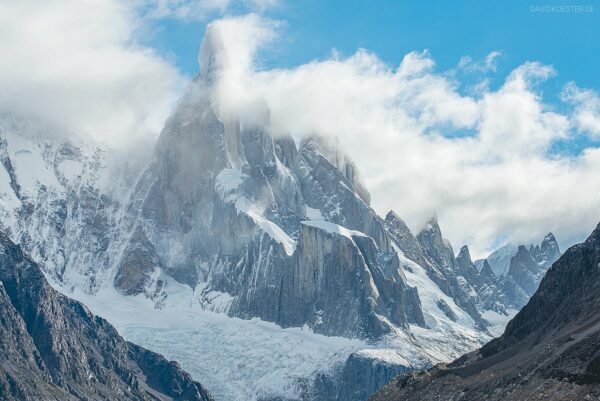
xmin=198 ymin=23 xmax=227 ymax=84
xmin=541 ymin=232 xmax=559 ymax=251
xmin=425 ymin=214 xmax=439 ymax=226
xmin=385 ymin=210 xmax=407 ymax=227
xmin=479 ymin=259 xmax=496 ymax=278
xmin=301 ymin=135 xmax=371 ymax=204
xmin=456 ymin=245 xmax=472 ymax=267
xmin=417 ymin=214 xmax=441 ymax=237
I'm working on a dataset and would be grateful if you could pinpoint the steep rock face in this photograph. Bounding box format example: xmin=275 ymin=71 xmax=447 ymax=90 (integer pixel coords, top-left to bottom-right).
xmin=416 ymin=217 xmax=456 ymax=272
xmin=501 ymin=234 xmax=560 ymax=309
xmin=455 ymin=246 xmax=483 ymax=295
xmin=384 ymin=212 xmax=429 ymax=269
xmin=473 ymin=260 xmax=518 ymax=314
xmin=0 ymin=232 xmax=212 ymax=401
xmin=370 ymin=223 xmax=600 ymax=401
xmin=385 ymin=213 xmax=479 ymax=323
xmin=414 ymin=218 xmax=487 ymax=329
xmin=274 ymin=221 xmax=425 ymax=338
xmin=506 ymin=245 xmax=541 ymax=295
xmin=0 ymin=115 xmax=145 ymax=295
xmin=532 ymin=232 xmax=561 ymax=267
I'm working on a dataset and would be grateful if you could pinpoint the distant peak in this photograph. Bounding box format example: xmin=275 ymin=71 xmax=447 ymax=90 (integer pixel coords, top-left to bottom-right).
xmin=480 ymin=259 xmax=496 ymax=278
xmin=542 ymin=232 xmax=557 ymax=244
xmin=385 ymin=210 xmax=402 ymax=223
xmin=456 ymin=245 xmax=472 ymax=267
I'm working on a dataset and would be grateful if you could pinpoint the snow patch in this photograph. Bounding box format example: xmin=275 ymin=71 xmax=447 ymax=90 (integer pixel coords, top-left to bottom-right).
xmin=354 ymin=348 xmax=412 ymax=367
xmin=305 ymin=206 xmax=324 ymax=221
xmin=57 ymin=160 xmax=83 ymax=182
xmin=482 ymin=308 xmax=518 ymax=337
xmin=300 ymin=220 xmax=367 ymax=239
xmin=246 ymin=209 xmax=296 ymax=256
xmin=215 ymin=168 xmax=245 ymax=197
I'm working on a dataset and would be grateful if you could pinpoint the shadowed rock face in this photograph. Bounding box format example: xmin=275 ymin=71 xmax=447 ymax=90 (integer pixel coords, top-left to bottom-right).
xmin=0 ymin=232 xmax=213 ymax=401
xmin=370 ymin=223 xmax=600 ymax=401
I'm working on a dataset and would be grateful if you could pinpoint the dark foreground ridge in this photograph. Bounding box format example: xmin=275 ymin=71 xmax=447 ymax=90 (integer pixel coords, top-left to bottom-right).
xmin=371 ymin=222 xmax=600 ymax=401
xmin=0 ymin=231 xmax=213 ymax=401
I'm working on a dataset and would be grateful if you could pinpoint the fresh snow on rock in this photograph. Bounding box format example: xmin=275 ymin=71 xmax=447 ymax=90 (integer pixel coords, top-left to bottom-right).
xmin=300 ymin=220 xmax=368 ymax=239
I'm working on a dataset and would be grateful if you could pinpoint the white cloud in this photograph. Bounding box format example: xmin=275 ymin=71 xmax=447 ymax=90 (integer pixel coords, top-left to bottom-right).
xmin=146 ymin=0 xmax=232 ymax=20
xmin=562 ymin=82 xmax=600 ymax=137
xmin=459 ymin=50 xmax=502 ymax=73
xmin=0 ymin=0 xmax=185 ymax=146
xmin=144 ymin=0 xmax=279 ymax=20
xmin=202 ymin=15 xmax=600 ymax=257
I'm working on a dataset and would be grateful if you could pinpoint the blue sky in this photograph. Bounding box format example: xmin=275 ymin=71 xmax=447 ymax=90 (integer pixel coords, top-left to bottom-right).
xmin=148 ymin=0 xmax=599 ymax=89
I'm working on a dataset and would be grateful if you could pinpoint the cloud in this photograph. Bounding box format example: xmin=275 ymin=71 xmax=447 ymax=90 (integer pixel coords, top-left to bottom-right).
xmin=0 ymin=0 xmax=185 ymax=146
xmin=144 ymin=0 xmax=280 ymax=20
xmin=201 ymin=15 xmax=600 ymax=257
xmin=148 ymin=0 xmax=231 ymax=20
xmin=562 ymin=82 xmax=600 ymax=137
xmin=459 ymin=50 xmax=502 ymax=73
